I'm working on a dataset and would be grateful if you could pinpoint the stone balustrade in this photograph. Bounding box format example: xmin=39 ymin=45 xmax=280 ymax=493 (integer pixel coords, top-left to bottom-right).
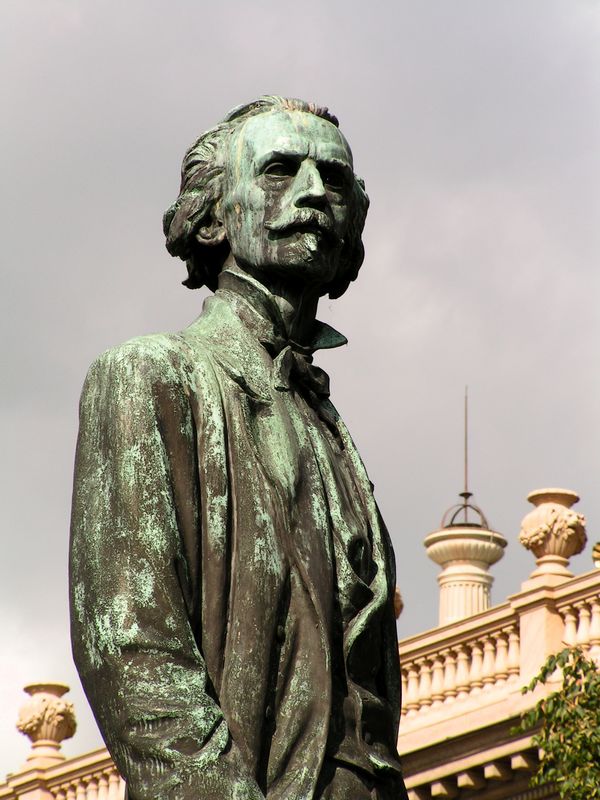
xmin=0 ymin=746 xmax=124 ymax=800
xmin=555 ymin=586 xmax=600 ymax=660
xmin=51 ymin=767 xmax=124 ymax=800
xmin=399 ymin=567 xmax=600 ymax=725
xmin=400 ymin=603 xmax=520 ymax=719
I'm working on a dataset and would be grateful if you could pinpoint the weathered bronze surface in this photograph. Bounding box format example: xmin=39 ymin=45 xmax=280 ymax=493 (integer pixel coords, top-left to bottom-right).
xmin=70 ymin=97 xmax=408 ymax=800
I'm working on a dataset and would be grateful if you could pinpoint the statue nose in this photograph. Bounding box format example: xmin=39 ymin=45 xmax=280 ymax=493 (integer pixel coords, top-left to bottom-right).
xmin=294 ymin=161 xmax=326 ymax=207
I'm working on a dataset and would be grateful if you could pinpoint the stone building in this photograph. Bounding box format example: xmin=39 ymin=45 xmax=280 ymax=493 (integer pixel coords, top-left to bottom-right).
xmin=1 ymin=488 xmax=598 ymax=800
xmin=399 ymin=487 xmax=595 ymax=800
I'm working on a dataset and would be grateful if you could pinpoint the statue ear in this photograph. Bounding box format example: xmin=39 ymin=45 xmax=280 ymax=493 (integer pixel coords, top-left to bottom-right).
xmin=194 ymin=207 xmax=227 ymax=247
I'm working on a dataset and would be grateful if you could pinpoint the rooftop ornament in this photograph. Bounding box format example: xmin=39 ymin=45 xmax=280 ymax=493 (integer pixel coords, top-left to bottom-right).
xmin=519 ymin=488 xmax=587 ymax=582
xmin=425 ymin=390 xmax=507 ymax=626
xmin=16 ymin=683 xmax=76 ymax=769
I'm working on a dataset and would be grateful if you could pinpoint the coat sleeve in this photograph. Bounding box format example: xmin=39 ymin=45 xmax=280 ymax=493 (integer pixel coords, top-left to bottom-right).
xmin=69 ymin=336 xmax=264 ymax=800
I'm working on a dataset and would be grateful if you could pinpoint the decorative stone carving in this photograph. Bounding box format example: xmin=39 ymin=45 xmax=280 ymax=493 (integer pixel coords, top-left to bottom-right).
xmin=592 ymin=542 xmax=600 ymax=568
xmin=519 ymin=488 xmax=586 ymax=579
xmin=17 ymin=683 xmax=76 ymax=768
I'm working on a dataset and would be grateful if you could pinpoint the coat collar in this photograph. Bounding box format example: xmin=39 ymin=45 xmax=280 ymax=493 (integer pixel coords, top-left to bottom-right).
xmin=217 ymin=266 xmax=347 ymax=356
xmin=185 ymin=268 xmax=346 ymax=403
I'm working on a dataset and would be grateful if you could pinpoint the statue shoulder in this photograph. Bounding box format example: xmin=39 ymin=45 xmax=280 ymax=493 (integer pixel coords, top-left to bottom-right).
xmin=80 ymin=332 xmax=214 ymax=416
xmin=83 ymin=331 xmax=213 ymax=392
xmin=77 ymin=331 xmax=224 ymax=437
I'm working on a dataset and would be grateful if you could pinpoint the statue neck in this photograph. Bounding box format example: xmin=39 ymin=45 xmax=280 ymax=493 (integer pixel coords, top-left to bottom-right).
xmin=220 ymin=258 xmax=320 ymax=345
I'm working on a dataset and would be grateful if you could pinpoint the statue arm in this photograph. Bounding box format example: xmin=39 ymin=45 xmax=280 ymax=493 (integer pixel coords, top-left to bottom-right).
xmin=69 ymin=338 xmax=264 ymax=800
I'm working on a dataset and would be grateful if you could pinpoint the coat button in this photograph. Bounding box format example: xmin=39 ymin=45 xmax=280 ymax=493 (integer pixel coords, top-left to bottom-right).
xmin=265 ymin=705 xmax=273 ymax=720
xmin=276 ymin=624 xmax=285 ymax=642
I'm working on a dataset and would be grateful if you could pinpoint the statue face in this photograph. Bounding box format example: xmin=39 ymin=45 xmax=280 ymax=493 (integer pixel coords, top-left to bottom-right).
xmin=220 ymin=110 xmax=354 ymax=289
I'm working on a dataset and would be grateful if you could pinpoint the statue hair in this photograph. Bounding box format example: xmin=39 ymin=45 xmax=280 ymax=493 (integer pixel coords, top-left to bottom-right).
xmin=163 ymin=96 xmax=369 ymax=299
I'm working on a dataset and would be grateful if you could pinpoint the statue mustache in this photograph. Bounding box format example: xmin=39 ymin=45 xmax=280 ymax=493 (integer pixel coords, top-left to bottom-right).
xmin=264 ymin=209 xmax=340 ymax=242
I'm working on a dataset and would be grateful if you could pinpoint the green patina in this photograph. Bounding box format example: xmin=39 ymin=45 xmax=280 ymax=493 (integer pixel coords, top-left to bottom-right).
xmin=130 ymin=559 xmax=156 ymax=606
xmin=70 ymin=97 xmax=407 ymax=800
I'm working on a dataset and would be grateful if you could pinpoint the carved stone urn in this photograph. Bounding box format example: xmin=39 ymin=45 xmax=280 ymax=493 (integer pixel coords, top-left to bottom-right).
xmin=16 ymin=683 xmax=76 ymax=769
xmin=519 ymin=488 xmax=586 ymax=579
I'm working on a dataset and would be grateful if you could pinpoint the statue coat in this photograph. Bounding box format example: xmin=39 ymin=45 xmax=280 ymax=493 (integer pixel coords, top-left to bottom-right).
xmin=70 ymin=286 xmax=403 ymax=800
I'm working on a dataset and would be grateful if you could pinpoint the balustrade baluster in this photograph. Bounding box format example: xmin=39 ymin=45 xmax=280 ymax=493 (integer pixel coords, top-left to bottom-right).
xmin=76 ymin=779 xmax=87 ymax=800
xmin=86 ymin=778 xmax=99 ymax=800
xmin=97 ymin=774 xmax=109 ymax=800
xmin=481 ymin=636 xmax=496 ymax=689
xmin=506 ymin=627 xmax=520 ymax=680
xmin=400 ymin=669 xmax=408 ymax=714
xmin=575 ymin=602 xmax=591 ymax=652
xmin=494 ymin=632 xmax=508 ymax=686
xmin=442 ymin=649 xmax=457 ymax=703
xmin=405 ymin=665 xmax=421 ymax=716
xmin=468 ymin=641 xmax=483 ymax=694
xmin=454 ymin=645 xmax=470 ymax=699
xmin=588 ymin=597 xmax=600 ymax=662
xmin=562 ymin=606 xmax=578 ymax=647
xmin=55 ymin=788 xmax=67 ymax=800
xmin=107 ymin=772 xmax=121 ymax=800
xmin=417 ymin=658 xmax=433 ymax=710
xmin=430 ymin=656 xmax=445 ymax=707
xmin=66 ymin=784 xmax=77 ymax=800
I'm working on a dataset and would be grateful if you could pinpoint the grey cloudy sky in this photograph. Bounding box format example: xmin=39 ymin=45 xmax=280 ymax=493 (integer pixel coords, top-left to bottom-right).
xmin=1 ymin=0 xmax=599 ymax=774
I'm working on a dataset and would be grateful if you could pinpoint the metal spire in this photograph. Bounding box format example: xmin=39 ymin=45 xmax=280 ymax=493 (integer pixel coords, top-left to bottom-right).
xmin=440 ymin=387 xmax=489 ymax=529
xmin=464 ymin=387 xmax=469 ymax=494
xmin=460 ymin=386 xmax=472 ymax=522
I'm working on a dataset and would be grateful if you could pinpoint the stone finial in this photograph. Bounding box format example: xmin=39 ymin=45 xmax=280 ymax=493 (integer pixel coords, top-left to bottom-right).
xmin=519 ymin=488 xmax=586 ymax=580
xmin=16 ymin=683 xmax=76 ymax=769
xmin=425 ymin=526 xmax=507 ymax=626
xmin=425 ymin=492 xmax=507 ymax=626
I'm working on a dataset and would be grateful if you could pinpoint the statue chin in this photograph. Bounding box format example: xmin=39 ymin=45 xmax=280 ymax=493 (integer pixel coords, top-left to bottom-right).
xmin=243 ymin=247 xmax=339 ymax=290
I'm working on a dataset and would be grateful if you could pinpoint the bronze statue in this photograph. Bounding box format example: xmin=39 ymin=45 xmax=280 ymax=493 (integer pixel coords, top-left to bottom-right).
xmin=70 ymin=96 xmax=408 ymax=800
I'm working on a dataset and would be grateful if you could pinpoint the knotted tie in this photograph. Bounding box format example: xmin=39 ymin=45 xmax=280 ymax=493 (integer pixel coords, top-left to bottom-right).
xmin=272 ymin=345 xmax=341 ymax=442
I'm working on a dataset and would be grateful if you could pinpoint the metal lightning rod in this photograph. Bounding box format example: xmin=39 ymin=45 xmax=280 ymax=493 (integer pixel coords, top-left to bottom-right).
xmin=464 ymin=386 xmax=468 ymax=496
xmin=463 ymin=386 xmax=470 ymax=522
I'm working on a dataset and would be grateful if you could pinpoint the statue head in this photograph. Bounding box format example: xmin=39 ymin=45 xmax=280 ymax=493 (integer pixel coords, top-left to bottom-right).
xmin=163 ymin=96 xmax=369 ymax=299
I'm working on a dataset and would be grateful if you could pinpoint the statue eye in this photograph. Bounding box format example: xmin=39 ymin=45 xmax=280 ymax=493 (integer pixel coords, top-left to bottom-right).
xmin=263 ymin=159 xmax=298 ymax=178
xmin=319 ymin=165 xmax=347 ymax=191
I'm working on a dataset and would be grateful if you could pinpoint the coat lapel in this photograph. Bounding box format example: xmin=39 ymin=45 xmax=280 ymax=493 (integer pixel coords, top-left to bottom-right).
xmin=182 ymin=296 xmax=332 ymax=795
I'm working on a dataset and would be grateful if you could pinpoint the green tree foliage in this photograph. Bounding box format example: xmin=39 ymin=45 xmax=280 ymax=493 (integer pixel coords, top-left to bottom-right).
xmin=518 ymin=647 xmax=600 ymax=799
